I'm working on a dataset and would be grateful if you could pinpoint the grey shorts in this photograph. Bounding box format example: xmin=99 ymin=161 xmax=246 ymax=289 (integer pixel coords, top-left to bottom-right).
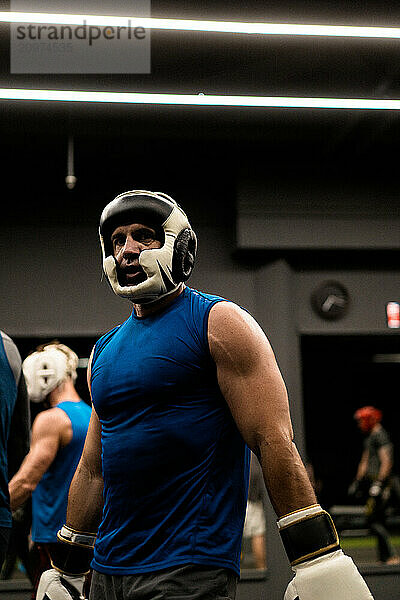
xmin=89 ymin=564 xmax=238 ymax=600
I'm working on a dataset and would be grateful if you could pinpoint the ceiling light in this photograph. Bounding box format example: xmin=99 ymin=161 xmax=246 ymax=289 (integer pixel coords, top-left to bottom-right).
xmin=0 ymin=88 xmax=400 ymax=110
xmin=373 ymin=354 xmax=400 ymax=363
xmin=1 ymin=12 xmax=400 ymax=39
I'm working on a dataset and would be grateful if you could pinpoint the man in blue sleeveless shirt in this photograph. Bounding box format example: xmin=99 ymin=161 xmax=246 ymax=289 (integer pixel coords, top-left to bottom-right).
xmin=0 ymin=331 xmax=30 ymax=568
xmin=9 ymin=342 xmax=91 ymax=598
xmin=37 ymin=191 xmax=374 ymax=600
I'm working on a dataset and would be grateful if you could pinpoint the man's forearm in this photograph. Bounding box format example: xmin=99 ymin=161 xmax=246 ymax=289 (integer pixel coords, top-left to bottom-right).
xmin=377 ymin=448 xmax=392 ymax=482
xmin=356 ymin=450 xmax=368 ymax=481
xmin=356 ymin=462 xmax=367 ymax=480
xmin=9 ymin=472 xmax=34 ymax=511
xmin=256 ymin=437 xmax=317 ymax=518
xmin=66 ymin=460 xmax=104 ymax=533
xmin=377 ymin=462 xmax=392 ymax=482
xmin=9 ymin=448 xmax=45 ymax=511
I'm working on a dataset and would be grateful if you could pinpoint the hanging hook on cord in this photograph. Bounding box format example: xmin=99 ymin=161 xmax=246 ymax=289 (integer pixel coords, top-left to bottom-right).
xmin=65 ymin=135 xmax=77 ymax=189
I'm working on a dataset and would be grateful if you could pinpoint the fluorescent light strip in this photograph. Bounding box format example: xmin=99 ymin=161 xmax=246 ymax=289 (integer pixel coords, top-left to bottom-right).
xmin=1 ymin=12 xmax=400 ymax=39
xmin=0 ymin=88 xmax=399 ymax=110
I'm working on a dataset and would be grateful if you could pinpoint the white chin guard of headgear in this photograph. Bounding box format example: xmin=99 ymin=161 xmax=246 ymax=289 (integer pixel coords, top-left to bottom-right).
xmin=100 ymin=190 xmax=197 ymax=304
xmin=22 ymin=343 xmax=78 ymax=403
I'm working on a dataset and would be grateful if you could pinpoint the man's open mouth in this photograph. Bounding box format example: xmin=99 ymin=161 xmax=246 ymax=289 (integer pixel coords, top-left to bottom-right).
xmin=118 ymin=266 xmax=146 ymax=286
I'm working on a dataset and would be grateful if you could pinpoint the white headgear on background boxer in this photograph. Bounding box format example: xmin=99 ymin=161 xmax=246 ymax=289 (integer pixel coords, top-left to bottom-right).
xmin=22 ymin=342 xmax=78 ymax=403
xmin=99 ymin=190 xmax=197 ymax=304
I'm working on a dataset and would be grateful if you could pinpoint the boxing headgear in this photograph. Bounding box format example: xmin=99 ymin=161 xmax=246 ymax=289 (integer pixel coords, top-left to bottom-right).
xmin=22 ymin=342 xmax=78 ymax=403
xmin=99 ymin=190 xmax=197 ymax=304
xmin=354 ymin=406 xmax=382 ymax=433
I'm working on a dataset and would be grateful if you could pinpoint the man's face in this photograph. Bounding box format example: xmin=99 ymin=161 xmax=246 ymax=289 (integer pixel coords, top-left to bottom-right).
xmin=111 ymin=223 xmax=162 ymax=286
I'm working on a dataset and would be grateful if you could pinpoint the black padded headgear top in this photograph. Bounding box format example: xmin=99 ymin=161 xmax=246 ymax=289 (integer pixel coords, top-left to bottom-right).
xmin=100 ymin=192 xmax=172 ymax=258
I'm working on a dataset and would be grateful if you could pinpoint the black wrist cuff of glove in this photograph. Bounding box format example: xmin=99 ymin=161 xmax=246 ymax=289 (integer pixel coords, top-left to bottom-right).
xmin=278 ymin=506 xmax=340 ymax=566
xmin=50 ymin=525 xmax=96 ymax=576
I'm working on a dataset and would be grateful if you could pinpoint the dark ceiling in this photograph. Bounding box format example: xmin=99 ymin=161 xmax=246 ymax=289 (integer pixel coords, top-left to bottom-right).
xmin=1 ymin=1 xmax=400 ymax=222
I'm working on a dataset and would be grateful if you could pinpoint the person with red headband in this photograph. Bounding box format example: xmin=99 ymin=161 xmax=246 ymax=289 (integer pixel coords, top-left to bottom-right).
xmin=349 ymin=406 xmax=400 ymax=564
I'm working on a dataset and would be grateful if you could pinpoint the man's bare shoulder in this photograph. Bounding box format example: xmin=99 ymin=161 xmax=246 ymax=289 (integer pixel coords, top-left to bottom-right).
xmin=208 ymin=300 xmax=259 ymax=333
xmin=33 ymin=406 xmax=71 ymax=436
xmin=208 ymin=301 xmax=273 ymax=372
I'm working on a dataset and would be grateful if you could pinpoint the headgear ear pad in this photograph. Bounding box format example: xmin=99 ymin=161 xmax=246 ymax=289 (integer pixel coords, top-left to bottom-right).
xmin=172 ymin=228 xmax=197 ymax=283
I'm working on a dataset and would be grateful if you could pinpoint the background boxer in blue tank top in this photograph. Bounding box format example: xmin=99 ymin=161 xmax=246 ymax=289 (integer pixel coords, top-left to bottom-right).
xmin=37 ymin=192 xmax=374 ymax=600
xmin=9 ymin=342 xmax=91 ymax=598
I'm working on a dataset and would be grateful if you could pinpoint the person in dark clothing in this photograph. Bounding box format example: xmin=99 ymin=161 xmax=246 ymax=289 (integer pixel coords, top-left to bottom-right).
xmin=349 ymin=406 xmax=400 ymax=564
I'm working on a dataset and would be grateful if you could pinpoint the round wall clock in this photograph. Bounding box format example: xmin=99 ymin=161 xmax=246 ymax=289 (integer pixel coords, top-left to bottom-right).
xmin=311 ymin=281 xmax=350 ymax=320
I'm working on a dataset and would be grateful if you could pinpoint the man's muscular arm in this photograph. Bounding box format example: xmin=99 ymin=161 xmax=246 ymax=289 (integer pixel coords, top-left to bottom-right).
xmin=356 ymin=449 xmax=369 ymax=481
xmin=66 ymin=406 xmax=103 ymax=533
xmin=66 ymin=348 xmax=103 ymax=532
xmin=9 ymin=407 xmax=69 ymax=511
xmin=208 ymin=302 xmax=374 ymax=599
xmin=377 ymin=444 xmax=392 ymax=482
xmin=208 ymin=301 xmax=316 ymax=517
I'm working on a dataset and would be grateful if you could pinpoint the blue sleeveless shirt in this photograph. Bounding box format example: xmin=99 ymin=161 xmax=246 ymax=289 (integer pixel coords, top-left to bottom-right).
xmin=90 ymin=287 xmax=250 ymax=576
xmin=31 ymin=400 xmax=91 ymax=543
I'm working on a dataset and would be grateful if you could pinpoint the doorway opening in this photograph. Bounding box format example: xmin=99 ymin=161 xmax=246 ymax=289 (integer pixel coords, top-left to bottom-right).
xmin=301 ymin=334 xmax=400 ymax=566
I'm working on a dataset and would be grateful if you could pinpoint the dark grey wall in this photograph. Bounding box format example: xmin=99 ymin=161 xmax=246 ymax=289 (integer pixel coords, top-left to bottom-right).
xmin=0 ymin=220 xmax=255 ymax=337
xmin=296 ymin=270 xmax=400 ymax=334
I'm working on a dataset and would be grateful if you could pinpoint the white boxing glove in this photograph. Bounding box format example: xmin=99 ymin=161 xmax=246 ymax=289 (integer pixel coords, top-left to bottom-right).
xmin=36 ymin=568 xmax=85 ymax=600
xmin=278 ymin=505 xmax=374 ymax=600
xmin=35 ymin=524 xmax=95 ymax=600
xmin=283 ymin=549 xmax=374 ymax=599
